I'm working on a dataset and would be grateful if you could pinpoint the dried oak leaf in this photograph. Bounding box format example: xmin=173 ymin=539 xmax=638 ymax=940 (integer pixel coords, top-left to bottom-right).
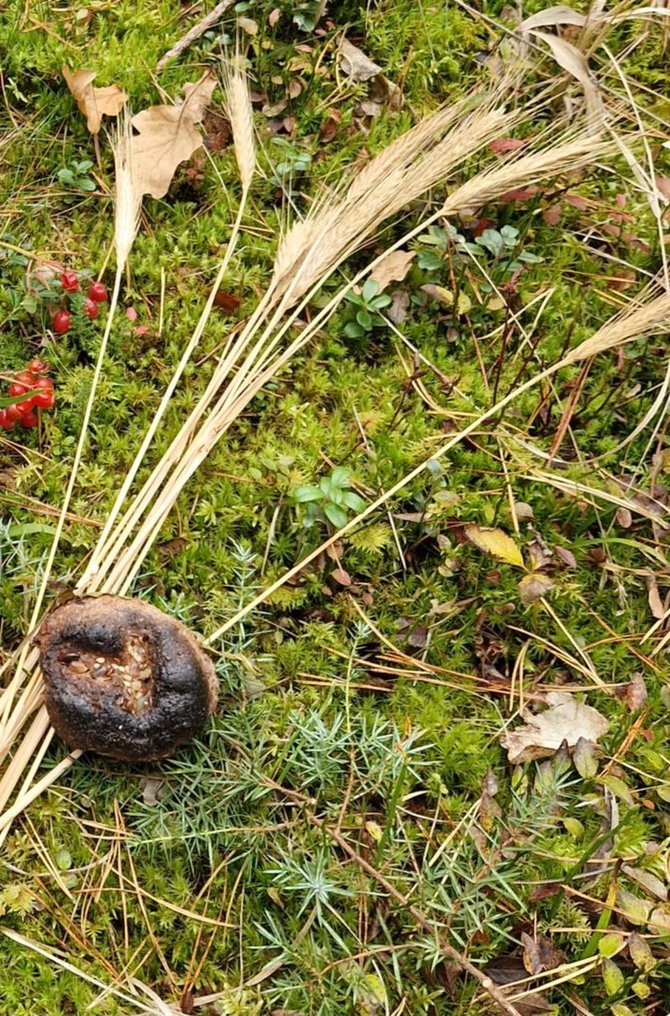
xmin=63 ymin=66 xmax=127 ymax=134
xmin=369 ymin=250 xmax=415 ymax=292
xmin=131 ymin=70 xmax=217 ymax=199
xmin=502 ymin=691 xmax=609 ymax=764
xmin=339 ymin=39 xmax=382 ymax=81
xmin=518 ymin=571 xmax=554 ymax=604
xmin=339 ymin=38 xmax=402 ymax=109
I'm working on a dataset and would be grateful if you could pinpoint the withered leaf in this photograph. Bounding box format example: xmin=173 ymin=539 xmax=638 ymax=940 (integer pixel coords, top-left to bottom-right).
xmin=387 ymin=289 xmax=410 ymax=324
xmin=621 ymin=864 xmax=667 ymax=902
xmin=63 ymin=66 xmax=128 ymax=135
xmin=625 ymin=672 xmax=647 ymax=712
xmin=555 ymin=545 xmax=577 ymax=568
xmin=628 ymin=931 xmax=654 ymax=971
xmin=465 ymin=525 xmax=524 ymax=568
xmin=339 ymin=39 xmax=382 ymax=81
xmin=131 ymin=71 xmax=217 ymax=199
xmin=646 ymin=576 xmax=665 ymax=620
xmin=421 ymin=283 xmax=454 ymax=307
xmin=518 ymin=571 xmax=554 ymax=604
xmin=330 ymin=567 xmax=352 ymax=587
xmin=369 ymin=250 xmax=415 ymax=292
xmin=502 ymin=691 xmax=609 ymax=764
xmin=339 ymin=38 xmax=402 ymax=109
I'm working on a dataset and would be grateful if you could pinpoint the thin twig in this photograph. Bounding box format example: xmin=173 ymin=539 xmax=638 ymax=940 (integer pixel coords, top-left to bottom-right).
xmin=156 ymin=0 xmax=235 ymax=71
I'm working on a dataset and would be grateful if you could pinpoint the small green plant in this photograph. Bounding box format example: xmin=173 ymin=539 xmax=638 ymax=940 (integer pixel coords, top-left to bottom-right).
xmin=291 ymin=466 xmax=366 ymax=528
xmin=56 ymin=160 xmax=97 ymax=203
xmin=342 ymin=279 xmax=392 ymax=338
xmin=268 ymin=138 xmax=312 ymax=190
xmin=417 ymin=222 xmax=543 ymax=275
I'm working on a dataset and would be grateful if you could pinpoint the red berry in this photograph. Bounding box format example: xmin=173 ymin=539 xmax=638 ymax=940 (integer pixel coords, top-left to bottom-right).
xmin=84 ymin=297 xmax=99 ymax=320
xmin=53 ymin=309 xmax=72 ymax=334
xmin=60 ymin=271 xmax=80 ymax=293
xmin=88 ymin=281 xmax=108 ymax=303
xmin=19 ymin=410 xmax=38 ymax=428
xmin=27 ymin=358 xmax=49 ymax=375
xmin=8 ymin=381 xmax=28 ymax=398
xmin=32 ymin=378 xmax=55 ymax=409
xmin=0 ymin=409 xmax=13 ymax=431
xmin=17 ymin=397 xmax=36 ymax=414
xmin=16 ymin=370 xmax=35 ymax=386
xmin=37 ymin=393 xmax=55 ymax=411
xmin=5 ymin=404 xmax=23 ymax=423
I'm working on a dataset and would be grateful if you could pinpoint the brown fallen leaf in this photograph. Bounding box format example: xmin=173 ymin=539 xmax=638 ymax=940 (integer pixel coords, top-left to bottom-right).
xmin=339 ymin=38 xmax=402 ymax=110
xmin=645 ymin=575 xmax=665 ymax=620
xmin=387 ymin=289 xmax=409 ymax=324
xmin=625 ymin=672 xmax=647 ymax=712
xmin=465 ymin=525 xmax=524 ymax=568
xmin=339 ymin=39 xmax=382 ymax=81
xmin=131 ymin=71 xmax=217 ymax=199
xmin=502 ymin=691 xmax=609 ymax=764
xmin=63 ymin=66 xmax=127 ymax=134
xmin=421 ymin=283 xmax=454 ymax=307
xmin=369 ymin=250 xmax=415 ymax=292
xmin=330 ymin=566 xmax=352 ymax=587
xmin=518 ymin=571 xmax=554 ymax=604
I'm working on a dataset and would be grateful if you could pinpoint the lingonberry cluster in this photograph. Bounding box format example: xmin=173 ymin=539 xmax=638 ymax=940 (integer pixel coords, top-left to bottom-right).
xmin=53 ymin=271 xmax=108 ymax=334
xmin=0 ymin=359 xmax=55 ymax=431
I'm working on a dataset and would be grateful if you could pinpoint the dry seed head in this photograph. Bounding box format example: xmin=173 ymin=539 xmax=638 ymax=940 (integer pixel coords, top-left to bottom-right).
xmin=440 ymin=134 xmax=609 ymax=218
xmin=271 ymin=99 xmax=516 ymax=304
xmin=112 ymin=108 xmax=142 ymax=268
xmin=221 ymin=58 xmax=256 ymax=192
xmin=565 ymin=291 xmax=670 ymax=364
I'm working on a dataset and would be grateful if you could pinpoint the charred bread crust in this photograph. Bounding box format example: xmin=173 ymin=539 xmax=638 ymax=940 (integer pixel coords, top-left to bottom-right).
xmin=36 ymin=595 xmax=218 ymax=762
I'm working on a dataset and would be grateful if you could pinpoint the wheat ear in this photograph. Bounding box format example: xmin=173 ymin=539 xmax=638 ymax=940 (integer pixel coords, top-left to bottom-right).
xmin=221 ymin=53 xmax=256 ymax=193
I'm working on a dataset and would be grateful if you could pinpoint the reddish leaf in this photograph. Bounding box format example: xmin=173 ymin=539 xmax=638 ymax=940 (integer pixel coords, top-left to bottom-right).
xmin=555 ymin=545 xmax=577 ymax=569
xmin=489 ymin=138 xmax=525 ymax=154
xmin=473 ymin=217 xmax=496 ymax=237
xmin=320 ymin=112 xmax=341 ymax=143
xmin=656 ymin=176 xmax=670 ymax=201
xmin=499 ymin=187 xmax=540 ymax=202
xmin=542 ymin=204 xmax=562 ymax=225
xmin=563 ymin=192 xmax=589 ymax=210
xmin=330 ymin=567 xmax=352 ymax=587
xmin=214 ymin=290 xmax=242 ymax=312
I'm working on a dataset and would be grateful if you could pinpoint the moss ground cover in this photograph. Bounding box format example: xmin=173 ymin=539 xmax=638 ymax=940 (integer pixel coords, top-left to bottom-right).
xmin=1 ymin=2 xmax=670 ymax=1014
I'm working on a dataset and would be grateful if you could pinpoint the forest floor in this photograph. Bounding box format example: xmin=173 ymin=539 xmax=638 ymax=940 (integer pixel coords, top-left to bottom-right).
xmin=1 ymin=1 xmax=670 ymax=1014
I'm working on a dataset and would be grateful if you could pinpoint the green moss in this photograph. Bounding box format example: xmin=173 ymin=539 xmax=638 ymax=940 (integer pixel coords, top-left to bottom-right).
xmin=2 ymin=0 xmax=670 ymax=1013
